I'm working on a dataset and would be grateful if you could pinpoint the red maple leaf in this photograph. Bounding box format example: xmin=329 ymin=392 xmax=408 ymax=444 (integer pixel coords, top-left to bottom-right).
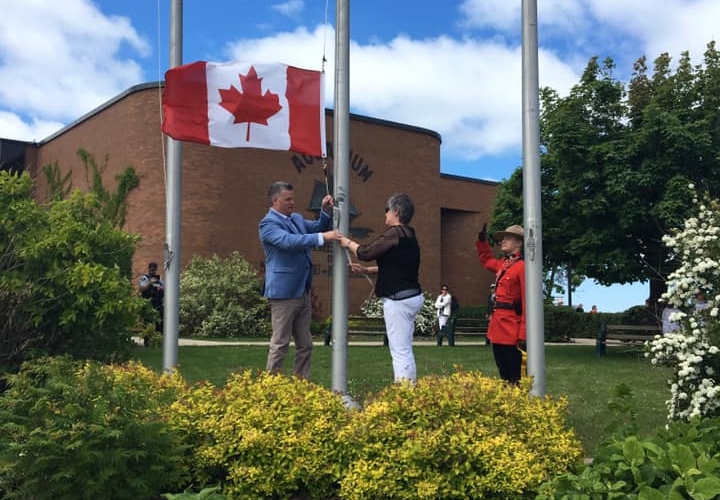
xmin=218 ymin=66 xmax=282 ymax=142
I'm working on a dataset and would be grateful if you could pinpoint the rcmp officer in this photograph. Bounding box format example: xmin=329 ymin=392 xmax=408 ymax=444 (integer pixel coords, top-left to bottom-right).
xmin=138 ymin=262 xmax=164 ymax=342
xmin=476 ymin=224 xmax=526 ymax=383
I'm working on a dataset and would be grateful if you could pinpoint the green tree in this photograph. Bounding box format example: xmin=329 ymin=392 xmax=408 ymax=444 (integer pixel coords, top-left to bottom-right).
xmin=0 ymin=171 xmax=146 ymax=374
xmin=493 ymin=42 xmax=720 ymax=304
xmin=0 ymin=172 xmax=45 ymax=374
xmin=492 ymin=57 xmax=626 ymax=302
xmin=617 ymin=44 xmax=720 ymax=301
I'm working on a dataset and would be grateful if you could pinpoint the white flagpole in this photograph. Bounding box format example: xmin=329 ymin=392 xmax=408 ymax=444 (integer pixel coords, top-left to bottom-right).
xmin=331 ymin=0 xmax=353 ymax=403
xmin=163 ymin=0 xmax=183 ymax=371
xmin=521 ymin=0 xmax=546 ymax=396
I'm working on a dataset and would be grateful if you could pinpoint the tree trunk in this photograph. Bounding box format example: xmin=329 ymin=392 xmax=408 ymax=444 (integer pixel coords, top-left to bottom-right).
xmin=648 ymin=278 xmax=666 ymax=316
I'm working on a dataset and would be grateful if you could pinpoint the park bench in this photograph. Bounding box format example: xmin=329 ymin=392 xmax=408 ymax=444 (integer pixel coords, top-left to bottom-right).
xmin=596 ymin=323 xmax=662 ymax=356
xmin=324 ymin=316 xmax=389 ymax=346
xmin=323 ymin=316 xmax=489 ymax=347
xmin=437 ymin=316 xmax=489 ymax=346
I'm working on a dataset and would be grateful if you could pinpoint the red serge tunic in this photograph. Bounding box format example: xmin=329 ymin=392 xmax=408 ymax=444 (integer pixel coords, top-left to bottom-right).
xmin=476 ymin=239 xmax=526 ymax=346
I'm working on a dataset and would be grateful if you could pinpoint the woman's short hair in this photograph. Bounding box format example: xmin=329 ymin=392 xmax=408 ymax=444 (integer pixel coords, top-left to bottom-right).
xmin=387 ymin=193 xmax=415 ymax=224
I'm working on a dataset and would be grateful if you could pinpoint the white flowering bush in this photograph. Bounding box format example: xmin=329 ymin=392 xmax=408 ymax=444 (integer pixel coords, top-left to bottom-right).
xmin=360 ymin=292 xmax=437 ymax=336
xmin=648 ymin=184 xmax=720 ymax=420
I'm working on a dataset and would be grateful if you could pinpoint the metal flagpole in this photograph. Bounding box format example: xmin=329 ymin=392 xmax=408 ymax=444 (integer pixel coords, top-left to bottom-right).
xmin=521 ymin=0 xmax=546 ymax=396
xmin=331 ymin=0 xmax=352 ymax=402
xmin=163 ymin=0 xmax=183 ymax=371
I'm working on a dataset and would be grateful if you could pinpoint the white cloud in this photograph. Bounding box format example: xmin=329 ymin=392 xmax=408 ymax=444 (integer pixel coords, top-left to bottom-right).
xmin=586 ymin=0 xmax=720 ymax=64
xmin=226 ymin=26 xmax=578 ymax=161
xmin=459 ymin=0 xmax=720 ymax=71
xmin=0 ymin=111 xmax=64 ymax=143
xmin=271 ymin=0 xmax=305 ymax=17
xmin=0 ymin=0 xmax=149 ymax=125
xmin=458 ymin=0 xmax=588 ymax=36
xmin=3 ymin=0 xmax=718 ymax=172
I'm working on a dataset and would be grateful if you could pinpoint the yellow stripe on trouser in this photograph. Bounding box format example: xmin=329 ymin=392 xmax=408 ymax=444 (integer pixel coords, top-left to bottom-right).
xmin=519 ymin=346 xmax=527 ymax=378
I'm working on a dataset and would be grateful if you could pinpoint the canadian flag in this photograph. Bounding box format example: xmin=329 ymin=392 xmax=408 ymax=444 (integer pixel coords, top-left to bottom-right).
xmin=162 ymin=61 xmax=326 ymax=156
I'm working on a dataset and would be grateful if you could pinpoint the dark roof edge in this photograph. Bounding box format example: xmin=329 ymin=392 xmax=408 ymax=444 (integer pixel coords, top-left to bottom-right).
xmin=38 ymin=81 xmax=442 ymax=145
xmin=39 ymin=82 xmax=166 ymax=144
xmin=440 ymin=172 xmax=499 ymax=186
xmin=324 ymin=108 xmax=442 ymax=143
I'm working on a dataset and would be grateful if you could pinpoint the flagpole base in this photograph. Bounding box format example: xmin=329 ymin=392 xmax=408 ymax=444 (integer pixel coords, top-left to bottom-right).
xmin=341 ymin=394 xmax=362 ymax=410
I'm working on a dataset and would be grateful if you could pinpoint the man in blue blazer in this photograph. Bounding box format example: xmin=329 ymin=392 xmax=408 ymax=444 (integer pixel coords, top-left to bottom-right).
xmin=259 ymin=181 xmax=340 ymax=379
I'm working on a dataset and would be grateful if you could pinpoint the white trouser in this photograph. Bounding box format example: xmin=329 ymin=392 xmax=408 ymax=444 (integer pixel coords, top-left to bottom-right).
xmin=438 ymin=314 xmax=448 ymax=329
xmin=383 ymin=293 xmax=424 ymax=383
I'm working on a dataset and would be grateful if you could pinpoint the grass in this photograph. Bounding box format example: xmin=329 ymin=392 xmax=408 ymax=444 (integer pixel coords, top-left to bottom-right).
xmin=132 ymin=341 xmax=673 ymax=455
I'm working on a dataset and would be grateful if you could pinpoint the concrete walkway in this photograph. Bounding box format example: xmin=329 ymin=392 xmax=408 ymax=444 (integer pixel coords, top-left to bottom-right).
xmin=135 ymin=337 xmax=598 ymax=347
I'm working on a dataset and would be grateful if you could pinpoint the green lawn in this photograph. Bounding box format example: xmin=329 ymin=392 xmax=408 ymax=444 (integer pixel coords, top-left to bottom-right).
xmin=132 ymin=342 xmax=672 ymax=455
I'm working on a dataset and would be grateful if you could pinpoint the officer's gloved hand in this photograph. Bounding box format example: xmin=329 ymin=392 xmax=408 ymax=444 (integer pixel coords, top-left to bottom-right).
xmin=478 ymin=223 xmax=487 ymax=242
xmin=517 ymin=341 xmax=527 ymax=352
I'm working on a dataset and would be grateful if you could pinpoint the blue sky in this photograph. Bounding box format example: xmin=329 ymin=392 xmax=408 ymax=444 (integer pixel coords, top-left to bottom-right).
xmin=2 ymin=0 xmax=718 ymax=311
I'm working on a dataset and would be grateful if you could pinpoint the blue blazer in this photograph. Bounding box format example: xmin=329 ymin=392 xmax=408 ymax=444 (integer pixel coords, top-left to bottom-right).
xmin=259 ymin=208 xmax=332 ymax=299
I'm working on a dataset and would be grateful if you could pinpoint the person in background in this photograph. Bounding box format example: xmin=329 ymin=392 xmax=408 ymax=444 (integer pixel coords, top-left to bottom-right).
xmin=575 ymin=304 xmax=585 ymax=313
xmin=259 ymin=181 xmax=341 ymax=379
xmin=694 ymin=291 xmax=709 ymax=326
xmin=139 ymin=261 xmax=164 ymax=345
xmin=476 ymin=223 xmax=526 ymax=384
xmin=590 ymin=305 xmax=598 ymax=314
xmin=694 ymin=291 xmax=708 ymax=312
xmin=341 ymin=193 xmax=423 ymax=384
xmin=435 ymin=285 xmax=452 ymax=330
xmin=661 ymin=305 xmax=682 ymax=333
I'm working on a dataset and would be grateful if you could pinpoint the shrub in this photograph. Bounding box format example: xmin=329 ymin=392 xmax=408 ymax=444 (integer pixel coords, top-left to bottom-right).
xmin=1 ymin=359 xmax=585 ymax=500
xmin=163 ymin=485 xmax=227 ymax=499
xmin=337 ymin=371 xmax=582 ymax=500
xmin=543 ymin=305 xmax=604 ymax=341
xmin=25 ymin=191 xmax=144 ymax=359
xmin=537 ymin=416 xmax=720 ymax=499
xmin=168 ymin=371 xmax=351 ymax=500
xmin=0 ymin=357 xmax=191 ymax=500
xmin=649 ymin=185 xmax=720 ymax=420
xmin=620 ymin=304 xmax=660 ymax=325
xmin=0 ymin=171 xmax=145 ymax=373
xmin=456 ymin=304 xmax=487 ymax=318
xmin=179 ymin=252 xmax=270 ymax=338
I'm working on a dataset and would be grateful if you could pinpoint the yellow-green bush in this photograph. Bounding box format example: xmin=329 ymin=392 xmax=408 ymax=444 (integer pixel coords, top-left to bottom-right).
xmin=336 ymin=371 xmax=583 ymax=500
xmin=0 ymin=357 xmax=191 ymax=500
xmin=2 ymin=358 xmax=582 ymax=500
xmin=169 ymin=371 xmax=351 ymax=500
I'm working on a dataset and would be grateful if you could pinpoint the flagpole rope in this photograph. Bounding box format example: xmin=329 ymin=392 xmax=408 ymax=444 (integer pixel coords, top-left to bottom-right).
xmin=333 ymin=203 xmax=377 ymax=300
xmin=157 ymin=0 xmax=168 ymax=197
xmin=319 ymin=0 xmax=371 ymax=304
xmin=322 ymin=0 xmax=330 ymax=73
xmin=320 ymin=0 xmax=331 ymax=196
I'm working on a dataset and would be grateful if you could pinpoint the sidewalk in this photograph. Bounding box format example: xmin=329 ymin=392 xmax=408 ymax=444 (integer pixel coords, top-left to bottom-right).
xmin=135 ymin=337 xmax=598 ymax=347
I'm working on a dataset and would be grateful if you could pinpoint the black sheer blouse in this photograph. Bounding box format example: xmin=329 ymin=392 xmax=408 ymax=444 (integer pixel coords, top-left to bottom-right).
xmin=356 ymin=225 xmax=421 ymax=298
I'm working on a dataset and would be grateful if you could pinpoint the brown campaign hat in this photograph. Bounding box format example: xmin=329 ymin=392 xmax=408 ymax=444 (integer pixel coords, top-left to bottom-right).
xmin=493 ymin=224 xmax=524 ymax=241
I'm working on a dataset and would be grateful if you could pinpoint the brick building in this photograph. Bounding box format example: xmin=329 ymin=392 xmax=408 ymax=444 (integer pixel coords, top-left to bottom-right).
xmin=10 ymin=82 xmax=499 ymax=318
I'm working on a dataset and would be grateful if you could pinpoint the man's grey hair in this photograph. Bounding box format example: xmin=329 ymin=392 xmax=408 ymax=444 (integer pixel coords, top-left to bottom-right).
xmin=387 ymin=193 xmax=415 ymax=224
xmin=268 ymin=181 xmax=293 ymax=204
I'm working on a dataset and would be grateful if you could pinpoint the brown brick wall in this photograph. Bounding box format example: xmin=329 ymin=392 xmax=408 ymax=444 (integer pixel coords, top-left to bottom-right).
xmin=28 ymin=84 xmax=499 ymax=318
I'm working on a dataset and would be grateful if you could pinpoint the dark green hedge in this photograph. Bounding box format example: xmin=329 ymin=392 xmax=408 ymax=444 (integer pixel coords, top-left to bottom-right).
xmin=313 ymin=305 xmax=658 ymax=342
xmin=544 ymin=305 xmax=660 ymax=341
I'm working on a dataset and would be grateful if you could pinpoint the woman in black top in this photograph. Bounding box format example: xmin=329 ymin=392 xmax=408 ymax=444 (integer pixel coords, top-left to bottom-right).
xmin=341 ymin=193 xmax=423 ymax=383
